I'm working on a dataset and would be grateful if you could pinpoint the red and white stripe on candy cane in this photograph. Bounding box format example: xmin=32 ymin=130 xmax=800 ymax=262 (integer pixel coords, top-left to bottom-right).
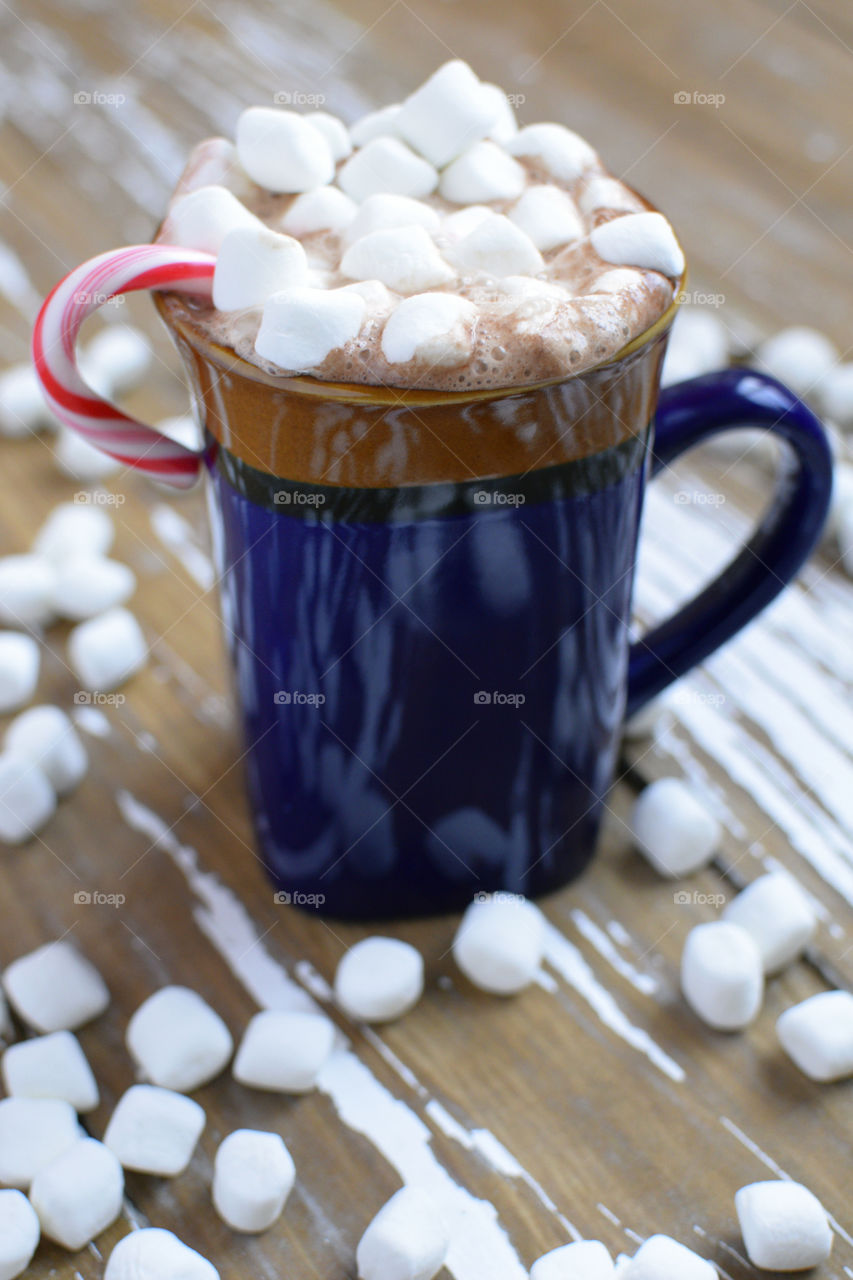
xmin=32 ymin=245 xmax=216 ymax=490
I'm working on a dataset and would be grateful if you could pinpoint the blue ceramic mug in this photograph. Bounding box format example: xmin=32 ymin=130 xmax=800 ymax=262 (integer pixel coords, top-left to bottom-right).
xmin=36 ymin=249 xmax=833 ymax=919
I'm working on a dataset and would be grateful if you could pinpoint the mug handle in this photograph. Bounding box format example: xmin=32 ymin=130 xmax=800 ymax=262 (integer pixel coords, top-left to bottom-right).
xmin=32 ymin=245 xmax=215 ymax=490
xmin=626 ymin=367 xmax=833 ymax=718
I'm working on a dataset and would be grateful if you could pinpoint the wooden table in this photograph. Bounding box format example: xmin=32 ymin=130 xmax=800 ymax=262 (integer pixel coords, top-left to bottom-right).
xmin=1 ymin=1 xmax=852 ymax=1276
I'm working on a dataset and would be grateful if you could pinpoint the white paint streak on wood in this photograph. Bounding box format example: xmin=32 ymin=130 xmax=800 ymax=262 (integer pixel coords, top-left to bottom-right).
xmin=150 ymin=503 xmax=215 ymax=590
xmin=571 ymin=909 xmax=658 ymax=995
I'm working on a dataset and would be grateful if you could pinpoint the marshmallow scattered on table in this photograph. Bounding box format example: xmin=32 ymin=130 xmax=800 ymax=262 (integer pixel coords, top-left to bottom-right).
xmin=164 ymin=185 xmax=263 ymax=255
xmin=212 ymin=225 xmax=309 ymax=311
xmin=233 ymin=1009 xmax=335 ymax=1093
xmin=212 ymin=1128 xmax=295 ymax=1233
xmin=78 ymin=325 xmax=152 ymax=399
xmin=50 ymin=557 xmax=136 ymax=622
xmin=307 ymin=110 xmax=352 ymax=161
xmin=334 ymin=937 xmax=424 ymax=1023
xmin=0 ymin=632 xmax=40 ymax=714
xmin=620 ymin=1235 xmax=717 ymax=1279
xmin=104 ymin=1084 xmax=206 ymax=1175
xmin=338 ymin=137 xmax=438 ymax=202
xmin=345 ymin=193 xmax=441 ymax=243
xmin=681 ymin=921 xmax=763 ymax=1031
xmin=395 ymin=60 xmax=502 ymax=167
xmin=530 ymin=1240 xmax=615 ymax=1280
xmin=29 ymin=1136 xmax=124 ymax=1251
xmin=591 ymin=212 xmax=685 ymax=278
xmin=439 ymin=140 xmax=526 ymax=204
xmin=0 ymin=753 xmax=55 ymax=844
xmin=507 ymin=122 xmax=598 ymax=182
xmin=126 ymin=985 xmax=233 ymax=1091
xmin=722 ymin=871 xmax=816 ymax=973
xmin=255 ymin=285 xmax=367 ymax=372
xmin=350 ymin=103 xmax=403 ymax=147
xmin=661 ymin=309 xmax=730 ymax=387
xmin=381 ymin=293 xmax=477 ymax=368
xmin=449 ymin=212 xmax=544 ymax=278
xmin=757 ymin=326 xmax=838 ymax=399
xmin=509 ymin=185 xmax=584 ymax=251
xmin=105 ymin=1228 xmax=220 ymax=1280
xmin=357 ymin=1186 xmax=449 ymax=1280
xmin=0 ymin=1189 xmax=40 ymax=1280
xmin=1 ymin=1030 xmax=98 ymax=1112
xmin=818 ymin=361 xmax=853 ymax=429
xmin=776 ymin=989 xmax=853 ymax=1081
xmin=32 ymin=502 xmax=114 ymax=563
xmin=2 ymin=940 xmax=109 ymax=1031
xmin=735 ymin=1180 xmax=832 ymax=1271
xmin=629 ymin=777 xmax=721 ymax=877
xmin=0 ymin=556 xmax=57 ymax=628
xmin=452 ymin=893 xmax=546 ymax=995
xmin=54 ymin=427 xmax=120 ymax=481
xmin=67 ymin=606 xmax=147 ymax=692
xmin=0 ymin=364 xmax=52 ymax=438
xmin=280 ymin=185 xmax=358 ymax=236
xmin=0 ymin=1097 xmax=81 ymax=1189
xmin=236 ymin=107 xmax=335 ymax=193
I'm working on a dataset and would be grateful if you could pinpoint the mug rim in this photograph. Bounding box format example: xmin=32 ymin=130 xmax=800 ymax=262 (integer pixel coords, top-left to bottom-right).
xmin=154 ymin=268 xmax=685 ymax=409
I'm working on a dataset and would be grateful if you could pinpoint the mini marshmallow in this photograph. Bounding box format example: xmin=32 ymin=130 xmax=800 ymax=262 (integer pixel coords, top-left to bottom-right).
xmin=621 ymin=1235 xmax=717 ymax=1280
xmin=0 ymin=1098 xmax=80 ymax=1189
xmin=357 ymin=1186 xmax=449 ymax=1280
xmin=0 ymin=632 xmax=40 ymax=714
xmin=1 ymin=1030 xmax=98 ymax=1112
xmin=530 ymin=1240 xmax=615 ymax=1280
xmin=350 ymin=103 xmax=403 ymax=147
xmin=579 ymin=176 xmax=643 ymax=216
xmin=280 ymin=185 xmax=358 ymax=235
xmin=54 ymin=428 xmax=119 ymax=481
xmin=507 ymin=123 xmax=598 ymax=182
xmin=818 ymin=362 xmax=853 ymax=429
xmin=0 ymin=365 xmax=52 ymax=438
xmin=334 ymin=937 xmax=424 ymax=1023
xmin=509 ymin=185 xmax=584 ymax=251
xmin=439 ymin=141 xmax=526 ymax=204
xmin=0 ymin=754 xmax=55 ymax=845
xmin=256 ymin=285 xmax=367 ymax=371
xmin=212 ymin=1128 xmax=295 ymax=1233
xmin=629 ymin=777 xmax=721 ymax=877
xmin=126 ymin=985 xmax=233 ymax=1092
xmin=212 ymin=225 xmax=309 ymax=311
xmin=163 ymin=185 xmax=263 ymax=254
xmin=452 ymin=894 xmax=546 ymax=995
xmin=396 ymin=60 xmax=501 ymax=167
xmin=590 ymin=269 xmax=645 ymax=295
xmin=78 ymin=325 xmax=152 ymax=399
xmin=233 ymin=1009 xmax=335 ymax=1093
xmin=661 ymin=309 xmax=730 ymax=387
xmin=176 ymin=136 xmax=255 ymax=202
xmin=29 ymin=1136 xmax=123 ymax=1251
xmin=105 ymin=1229 xmax=220 ymax=1280
xmin=337 ymin=137 xmax=438 ymax=202
xmin=3 ymin=941 xmax=109 ymax=1032
xmin=591 ymin=212 xmax=685 ymax=278
xmin=157 ymin=413 xmax=204 ymax=452
xmin=757 ymin=326 xmax=838 ymax=399
xmin=0 ymin=1189 xmax=40 ymax=1280
xmin=32 ymin=502 xmax=114 ymax=563
xmin=482 ymin=83 xmax=518 ymax=143
xmin=67 ymin=606 xmax=147 ymax=692
xmin=50 ymin=557 xmax=136 ymax=622
xmin=776 ymin=989 xmax=853 ymax=1081
xmin=236 ymin=107 xmax=335 ymax=193
xmin=104 ymin=1084 xmax=206 ymax=1175
xmin=307 ymin=111 xmax=352 ymax=161
xmin=438 ymin=205 xmax=493 ymax=243
xmin=345 ymin=193 xmax=441 ymax=244
xmin=449 ymin=213 xmax=544 ymax=278
xmin=341 ymin=226 xmax=454 ymax=295
xmin=0 ymin=556 xmax=57 ymax=628
xmin=681 ymin=921 xmax=763 ymax=1031
xmin=722 ymin=872 xmax=816 ymax=973
xmin=735 ymin=1180 xmax=832 ymax=1271
xmin=381 ymin=293 xmax=477 ymax=368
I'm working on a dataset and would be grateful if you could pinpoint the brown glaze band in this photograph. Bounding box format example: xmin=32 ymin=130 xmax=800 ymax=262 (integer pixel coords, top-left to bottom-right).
xmin=154 ymin=290 xmax=676 ymax=489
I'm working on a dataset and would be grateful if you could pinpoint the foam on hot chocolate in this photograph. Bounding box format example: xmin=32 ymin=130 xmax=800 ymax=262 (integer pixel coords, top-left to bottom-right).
xmin=158 ymin=62 xmax=683 ymax=392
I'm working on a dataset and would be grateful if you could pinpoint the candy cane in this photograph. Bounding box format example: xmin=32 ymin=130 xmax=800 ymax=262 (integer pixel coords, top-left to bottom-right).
xmin=32 ymin=245 xmax=216 ymax=490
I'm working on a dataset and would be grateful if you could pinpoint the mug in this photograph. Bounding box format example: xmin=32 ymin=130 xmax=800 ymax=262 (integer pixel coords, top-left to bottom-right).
xmin=33 ymin=245 xmax=833 ymax=919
